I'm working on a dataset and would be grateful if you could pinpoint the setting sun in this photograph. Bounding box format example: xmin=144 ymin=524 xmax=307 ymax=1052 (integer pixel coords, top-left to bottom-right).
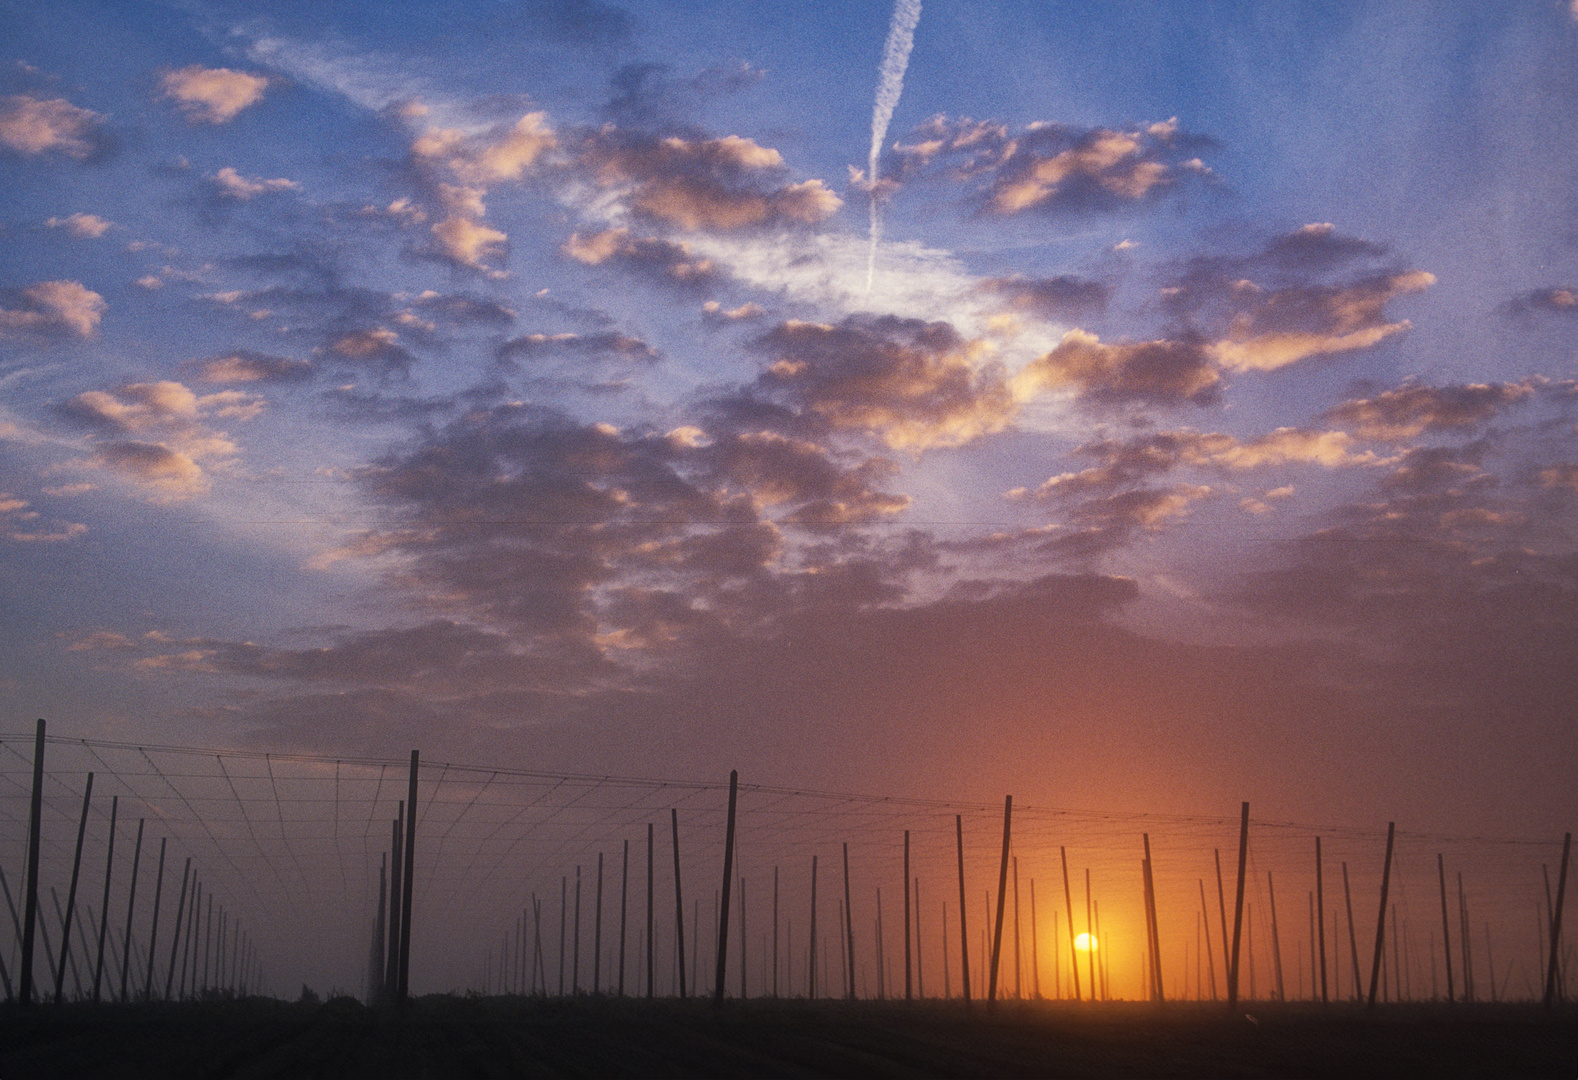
xmin=1074 ymin=932 xmax=1098 ymax=952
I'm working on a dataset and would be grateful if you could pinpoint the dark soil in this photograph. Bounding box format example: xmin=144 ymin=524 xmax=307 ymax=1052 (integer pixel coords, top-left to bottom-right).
xmin=1 ymin=997 xmax=1573 ymax=1078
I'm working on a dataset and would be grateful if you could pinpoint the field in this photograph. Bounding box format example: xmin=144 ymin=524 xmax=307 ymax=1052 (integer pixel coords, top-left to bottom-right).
xmin=1 ymin=998 xmax=1574 ymax=1078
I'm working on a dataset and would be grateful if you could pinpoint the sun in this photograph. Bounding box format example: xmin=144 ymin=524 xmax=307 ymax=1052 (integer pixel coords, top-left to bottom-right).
xmin=1074 ymin=932 xmax=1098 ymax=952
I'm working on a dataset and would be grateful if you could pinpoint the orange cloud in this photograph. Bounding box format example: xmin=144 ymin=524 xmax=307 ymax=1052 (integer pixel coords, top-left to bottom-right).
xmin=159 ymin=65 xmax=270 ymax=124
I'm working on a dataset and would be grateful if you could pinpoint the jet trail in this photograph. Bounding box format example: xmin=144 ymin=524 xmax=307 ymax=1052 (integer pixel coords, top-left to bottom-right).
xmin=866 ymin=0 xmax=921 ymax=294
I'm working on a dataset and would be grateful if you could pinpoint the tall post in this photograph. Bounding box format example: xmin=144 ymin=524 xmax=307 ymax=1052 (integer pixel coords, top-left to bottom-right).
xmin=619 ymin=838 xmax=629 ymax=996
xmin=1199 ymin=878 xmax=1217 ymax=1001
xmin=143 ymin=837 xmax=167 ymax=1001
xmin=1366 ymin=822 xmax=1395 ymax=1009
xmin=1545 ymin=832 xmax=1571 ymax=1009
xmin=1228 ymin=802 xmax=1249 ymax=1009
xmin=1316 ymin=837 xmax=1328 ymax=1003
xmin=646 ymin=823 xmax=654 ymax=998
xmin=92 ymin=794 xmax=118 ymax=1002
xmin=903 ymin=831 xmax=912 ymax=1000
xmin=1268 ymin=870 xmax=1285 ymax=1001
xmin=594 ymin=853 xmax=604 ymax=993
xmin=842 ymin=841 xmax=856 ymax=999
xmin=163 ymin=859 xmax=191 ymax=1000
xmin=118 ymin=820 xmax=144 ymax=1002
xmin=1437 ymin=853 xmax=1454 ymax=1003
xmin=53 ymin=771 xmax=94 ymax=1004
xmin=955 ymin=816 xmax=971 ymax=1002
xmin=18 ymin=718 xmax=46 ymax=1006
xmin=914 ymin=876 xmax=924 ymax=998
xmin=808 ymin=854 xmax=818 ymax=1000
xmin=372 ymin=853 xmax=387 ymax=1003
xmin=573 ymin=865 xmax=582 ymax=993
xmin=1143 ymin=834 xmax=1163 ymax=1002
xmin=386 ymin=807 xmax=403 ymax=995
xmin=1029 ymin=877 xmax=1039 ymax=999
xmin=1061 ymin=846 xmax=1080 ymax=1001
xmin=1085 ymin=869 xmax=1096 ymax=1001
xmin=989 ymin=795 xmax=1012 ymax=1002
xmin=670 ymin=808 xmax=686 ymax=998
xmin=739 ymin=876 xmax=747 ymax=998
xmin=714 ymin=770 xmax=738 ymax=1003
xmin=773 ymin=865 xmax=780 ymax=997
xmin=1342 ymin=863 xmax=1360 ymax=1000
xmin=398 ymin=751 xmax=418 ymax=1003
xmin=1012 ymin=856 xmax=1022 ymax=999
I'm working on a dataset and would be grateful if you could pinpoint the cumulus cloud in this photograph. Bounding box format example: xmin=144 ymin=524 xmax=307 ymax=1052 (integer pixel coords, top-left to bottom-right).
xmin=321 ymin=328 xmax=418 ymax=378
xmin=753 ymin=315 xmax=1015 ymax=450
xmin=497 ymin=331 xmax=656 ymax=365
xmin=187 ymin=349 xmax=314 ymax=384
xmin=1168 ymin=224 xmax=1435 ymax=372
xmin=982 ymin=274 xmax=1111 ymax=322
xmin=0 ymin=280 xmax=106 ymax=338
xmin=159 ymin=65 xmax=270 ymax=124
xmin=580 ymin=130 xmax=841 ymax=231
xmin=0 ymin=95 xmax=109 ymax=160
xmin=561 ymin=228 xmax=721 ymax=289
xmin=58 ymin=380 xmax=261 ymax=499
xmin=45 ymin=212 xmax=113 ymax=237
xmin=892 ymin=115 xmax=1213 ymax=215
xmin=1507 ymin=286 xmax=1578 ymax=315
xmin=0 ymin=493 xmax=86 ymax=543
xmin=1013 ymin=329 xmax=1219 ymax=406
xmin=1321 ymin=379 xmax=1536 ymax=440
xmin=210 ymin=166 xmax=299 ymax=200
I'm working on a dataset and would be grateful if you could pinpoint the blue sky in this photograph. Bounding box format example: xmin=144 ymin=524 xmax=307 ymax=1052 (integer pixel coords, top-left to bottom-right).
xmin=3 ymin=0 xmax=1577 ymax=840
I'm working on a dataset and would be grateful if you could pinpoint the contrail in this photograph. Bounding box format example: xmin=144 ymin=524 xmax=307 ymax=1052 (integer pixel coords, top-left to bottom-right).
xmin=866 ymin=0 xmax=921 ymax=295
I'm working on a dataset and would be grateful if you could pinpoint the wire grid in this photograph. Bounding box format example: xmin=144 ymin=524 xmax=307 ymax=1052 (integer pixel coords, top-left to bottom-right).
xmin=0 ymin=733 xmax=1567 ymax=1002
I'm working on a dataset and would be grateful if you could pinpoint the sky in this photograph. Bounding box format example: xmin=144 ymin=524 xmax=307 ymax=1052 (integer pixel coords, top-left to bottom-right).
xmin=3 ymin=0 xmax=1578 ymax=846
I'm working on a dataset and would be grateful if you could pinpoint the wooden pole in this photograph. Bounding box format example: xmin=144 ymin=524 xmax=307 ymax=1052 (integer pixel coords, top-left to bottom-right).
xmin=1366 ymin=821 xmax=1395 ymax=1009
xmin=91 ymin=795 xmax=118 ymax=1003
xmin=1214 ymin=849 xmax=1231 ymax=996
xmin=714 ymin=769 xmax=738 ymax=1003
xmin=989 ymin=795 xmax=1012 ymax=1002
xmin=670 ymin=808 xmax=686 ymax=998
xmin=371 ymin=854 xmax=386 ymax=1002
xmin=1316 ymin=837 xmax=1328 ymax=1003
xmin=842 ymin=841 xmax=856 ymax=999
xmin=1268 ymin=871 xmax=1285 ymax=1001
xmin=773 ymin=864 xmax=780 ymax=997
xmin=956 ymin=816 xmax=971 ymax=1002
xmin=739 ymin=876 xmax=747 ymax=998
xmin=398 ymin=751 xmax=417 ymax=1003
xmin=1198 ymin=878 xmax=1217 ymax=1001
xmin=619 ymin=838 xmax=629 ymax=996
xmin=183 ymin=881 xmax=200 ymax=999
xmin=646 ymin=823 xmax=655 ymax=999
xmin=942 ymin=900 xmax=950 ymax=997
xmin=18 ymin=719 xmax=46 ymax=1007
xmin=52 ymin=771 xmax=94 ymax=1004
xmin=162 ymin=859 xmax=191 ymax=1000
xmin=1437 ymin=853 xmax=1455 ymax=1003
xmin=593 ymin=853 xmax=604 ymax=993
xmin=385 ymin=807 xmax=402 ymax=997
xmin=1013 ymin=856 xmax=1022 ymax=999
xmin=1457 ymin=872 xmax=1472 ymax=1002
xmin=573 ymin=865 xmax=582 ymax=993
xmin=1342 ymin=863 xmax=1360 ymax=1001
xmin=117 ymin=819 xmax=144 ymax=1002
xmin=1086 ymin=869 xmax=1096 ymax=1000
xmin=201 ymin=892 xmax=212 ymax=996
xmin=1143 ymin=834 xmax=1163 ymax=1003
xmin=1029 ymin=877 xmax=1039 ymax=999
xmin=903 ymin=831 xmax=912 ymax=1000
xmin=142 ymin=837 xmax=167 ymax=1001
xmin=1544 ymin=832 xmax=1571 ymax=1009
xmin=1061 ymin=846 xmax=1080 ymax=1001
xmin=875 ymin=887 xmax=885 ymax=998
xmin=915 ymin=876 xmax=924 ymax=998
xmin=1227 ymin=802 xmax=1249 ymax=1008
xmin=808 ymin=854 xmax=818 ymax=1000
